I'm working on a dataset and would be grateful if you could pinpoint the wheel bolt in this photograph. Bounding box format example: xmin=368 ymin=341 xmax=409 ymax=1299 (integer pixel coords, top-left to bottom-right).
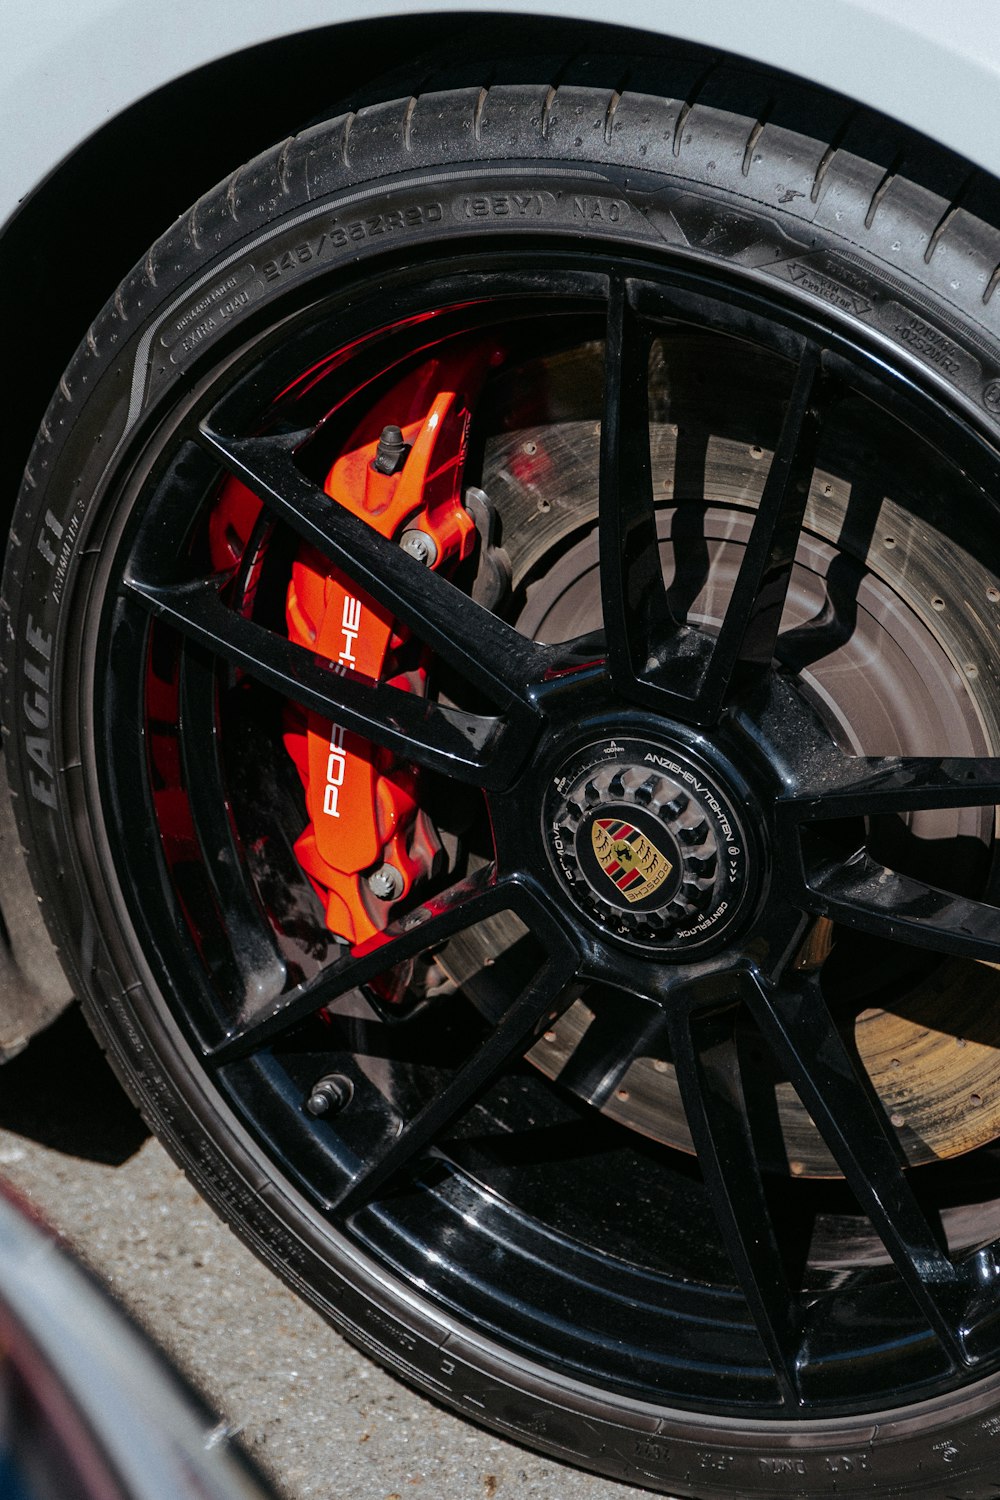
xmin=305 ymin=1073 xmax=353 ymax=1117
xmin=367 ymin=863 xmax=404 ymax=900
xmin=399 ymin=528 xmax=438 ymax=566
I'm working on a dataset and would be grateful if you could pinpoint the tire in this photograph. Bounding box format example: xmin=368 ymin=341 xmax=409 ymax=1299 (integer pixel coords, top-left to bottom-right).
xmin=9 ymin=62 xmax=1000 ymax=1500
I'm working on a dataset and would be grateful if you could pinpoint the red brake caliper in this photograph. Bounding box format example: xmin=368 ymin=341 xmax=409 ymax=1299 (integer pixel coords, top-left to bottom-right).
xmin=273 ymin=342 xmax=496 ymax=948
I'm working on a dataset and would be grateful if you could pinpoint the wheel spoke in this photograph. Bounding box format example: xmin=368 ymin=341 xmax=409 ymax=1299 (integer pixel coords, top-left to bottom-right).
xmin=553 ymin=997 xmax=667 ymax=1109
xmin=781 ymin=753 xmax=1000 ymax=820
xmin=742 ymin=971 xmax=970 ymax=1364
xmin=599 ymin=276 xmax=676 ymax=699
xmin=330 ymin=941 xmax=580 ymax=1217
xmin=209 ymin=865 xmax=529 ymax=1062
xmin=694 ymin=345 xmax=825 ymax=717
xmin=177 ymin=645 xmax=287 ymax=1009
xmin=124 ymin=573 xmax=524 ymax=788
xmin=796 ymin=844 xmax=1000 ymax=964
xmin=597 ymin=316 xmax=831 ymax=726
xmin=197 ymin=423 xmax=551 ymax=712
xmin=669 ymin=989 xmax=801 ymax=1403
xmin=765 ymin=703 xmax=1000 ymax=961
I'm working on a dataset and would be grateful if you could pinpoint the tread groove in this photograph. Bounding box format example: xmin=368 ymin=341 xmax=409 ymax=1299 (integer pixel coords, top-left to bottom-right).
xmin=865 ymin=149 xmax=906 ymax=229
xmin=983 ymin=262 xmax=1000 ymax=306
xmin=341 ymin=111 xmax=357 ymax=169
xmin=925 ymin=171 xmax=976 ymax=263
xmin=603 ymin=89 xmax=622 ymax=146
xmin=810 ymin=106 xmax=858 ymax=203
xmin=403 ymin=95 xmax=419 ymax=152
xmin=473 ymin=86 xmax=489 ymax=142
xmin=540 ymin=84 xmax=558 ymax=140
xmin=672 ymin=57 xmax=720 ymax=158
xmin=741 ymin=103 xmax=771 ymax=178
xmin=276 ymin=137 xmax=294 ymax=196
xmin=924 ymin=201 xmax=962 ymax=264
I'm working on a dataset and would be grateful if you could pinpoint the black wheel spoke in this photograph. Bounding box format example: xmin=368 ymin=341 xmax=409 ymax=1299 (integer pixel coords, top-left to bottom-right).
xmin=742 ymin=971 xmax=970 ymax=1364
xmin=669 ymin=990 xmax=801 ymax=1403
xmin=177 ymin=644 xmax=287 ymax=1009
xmin=124 ymin=573 xmax=522 ymax=787
xmin=797 ymin=846 xmax=1000 ymax=963
xmin=209 ymin=865 xmax=532 ymax=1062
xmin=331 ymin=941 xmax=580 ymax=1217
xmin=552 ymin=999 xmax=666 ymax=1109
xmin=598 ymin=314 xmax=831 ymax=726
xmin=782 ymin=753 xmax=1000 ymax=820
xmin=694 ymin=345 xmax=825 ymax=717
xmin=197 ymin=424 xmax=550 ymax=712
xmin=599 ymin=276 xmax=676 ymax=700
xmin=779 ymin=747 xmax=1000 ymax=962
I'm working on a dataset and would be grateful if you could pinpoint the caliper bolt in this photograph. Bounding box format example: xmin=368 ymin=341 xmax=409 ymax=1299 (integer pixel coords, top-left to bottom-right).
xmin=367 ymin=863 xmax=404 ymax=900
xmin=399 ymin=528 xmax=438 ymax=567
xmin=305 ymin=1073 xmax=353 ymax=1117
xmin=372 ymin=424 xmax=408 ymax=475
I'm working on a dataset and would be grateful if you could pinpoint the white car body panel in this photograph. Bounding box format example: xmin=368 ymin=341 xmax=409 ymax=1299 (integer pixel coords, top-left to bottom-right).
xmin=2 ymin=0 xmax=999 ymax=235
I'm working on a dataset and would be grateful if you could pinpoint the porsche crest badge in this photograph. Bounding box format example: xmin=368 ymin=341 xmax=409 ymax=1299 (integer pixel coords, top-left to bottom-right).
xmin=591 ymin=817 xmax=673 ymax=904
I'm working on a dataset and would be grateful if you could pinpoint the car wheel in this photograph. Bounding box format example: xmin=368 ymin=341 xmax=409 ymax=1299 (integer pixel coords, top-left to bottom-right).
xmin=9 ymin=70 xmax=1000 ymax=1499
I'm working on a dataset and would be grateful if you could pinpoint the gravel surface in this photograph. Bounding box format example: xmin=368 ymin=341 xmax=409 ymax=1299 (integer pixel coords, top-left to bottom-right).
xmin=0 ymin=1006 xmax=652 ymax=1500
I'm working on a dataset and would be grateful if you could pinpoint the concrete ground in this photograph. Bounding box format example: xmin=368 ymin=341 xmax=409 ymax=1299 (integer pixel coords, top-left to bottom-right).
xmin=0 ymin=1005 xmax=651 ymax=1500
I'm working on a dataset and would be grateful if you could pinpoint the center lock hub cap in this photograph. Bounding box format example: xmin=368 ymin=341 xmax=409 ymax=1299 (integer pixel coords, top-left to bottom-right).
xmin=542 ymin=734 xmax=753 ymax=951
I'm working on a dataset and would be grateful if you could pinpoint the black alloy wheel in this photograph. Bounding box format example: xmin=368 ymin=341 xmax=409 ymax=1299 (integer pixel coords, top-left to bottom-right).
xmin=9 ymin=64 xmax=1000 ymax=1499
